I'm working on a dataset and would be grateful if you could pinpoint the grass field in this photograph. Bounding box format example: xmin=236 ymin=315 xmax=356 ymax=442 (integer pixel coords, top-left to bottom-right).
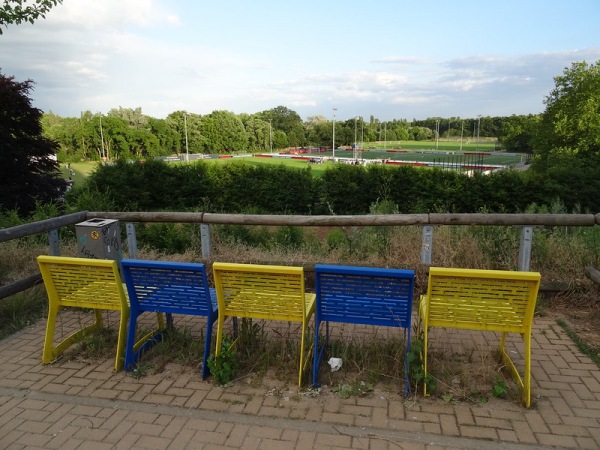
xmin=364 ymin=139 xmax=497 ymax=152
xmin=59 ymin=139 xmax=525 ymax=184
xmin=60 ymin=162 xmax=98 ymax=185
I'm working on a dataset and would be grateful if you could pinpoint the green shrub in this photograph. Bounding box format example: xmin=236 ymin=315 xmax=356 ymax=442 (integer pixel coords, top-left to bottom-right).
xmin=326 ymin=228 xmax=348 ymax=251
xmin=136 ymin=223 xmax=193 ymax=254
xmin=208 ymin=337 xmax=238 ymax=385
xmin=273 ymin=226 xmax=304 ymax=250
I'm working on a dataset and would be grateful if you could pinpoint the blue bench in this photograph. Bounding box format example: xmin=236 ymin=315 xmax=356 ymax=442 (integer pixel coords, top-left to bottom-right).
xmin=121 ymin=259 xmax=218 ymax=380
xmin=312 ymin=264 xmax=415 ymax=395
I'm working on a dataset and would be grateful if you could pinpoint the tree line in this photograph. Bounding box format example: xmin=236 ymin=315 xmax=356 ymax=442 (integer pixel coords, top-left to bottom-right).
xmin=42 ymin=105 xmax=539 ymax=163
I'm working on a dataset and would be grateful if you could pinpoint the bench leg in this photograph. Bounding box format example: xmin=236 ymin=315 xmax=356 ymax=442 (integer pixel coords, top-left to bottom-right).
xmin=202 ymin=316 xmax=216 ymax=380
xmin=215 ymin=314 xmax=226 ymax=356
xmin=124 ymin=311 xmax=167 ymax=372
xmin=419 ymin=297 xmax=431 ymax=397
xmin=298 ymin=321 xmax=307 ymax=387
xmin=114 ymin=307 xmax=129 ymax=371
xmin=403 ymin=327 xmax=411 ymax=397
xmin=523 ymin=332 xmax=532 ymax=408
xmin=422 ymin=327 xmax=430 ymax=397
xmin=499 ymin=331 xmax=532 ymax=408
xmin=43 ymin=307 xmax=103 ymax=364
xmin=312 ymin=319 xmax=329 ymax=386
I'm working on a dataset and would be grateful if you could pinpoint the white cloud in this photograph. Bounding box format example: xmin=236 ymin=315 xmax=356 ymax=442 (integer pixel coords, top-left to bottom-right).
xmin=47 ymin=0 xmax=180 ymax=30
xmin=3 ymin=0 xmax=600 ymax=123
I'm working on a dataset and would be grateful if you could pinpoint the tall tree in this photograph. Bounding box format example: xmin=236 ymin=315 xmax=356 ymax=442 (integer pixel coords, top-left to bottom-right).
xmin=241 ymin=115 xmax=270 ymax=151
xmin=498 ymin=114 xmax=540 ymax=153
xmin=108 ymin=106 xmax=148 ymax=130
xmin=534 ymin=60 xmax=600 ymax=167
xmin=148 ymin=117 xmax=180 ymax=155
xmin=0 ymin=71 xmax=66 ymax=214
xmin=200 ymin=110 xmax=247 ymax=153
xmin=259 ymin=106 xmax=303 ymax=135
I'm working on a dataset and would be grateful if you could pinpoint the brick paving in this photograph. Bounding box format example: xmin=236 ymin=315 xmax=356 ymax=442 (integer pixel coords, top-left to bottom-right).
xmin=0 ymin=312 xmax=598 ymax=449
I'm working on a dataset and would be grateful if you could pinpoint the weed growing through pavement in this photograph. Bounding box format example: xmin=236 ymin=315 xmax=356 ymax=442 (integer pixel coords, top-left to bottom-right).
xmin=208 ymin=336 xmax=238 ymax=385
xmin=332 ymin=381 xmax=374 ymax=399
xmin=70 ymin=321 xmax=118 ymax=361
xmin=424 ymin=329 xmax=520 ymax=404
xmin=492 ymin=378 xmax=509 ymax=398
xmin=407 ymin=316 xmax=437 ymax=396
xmin=131 ymin=362 xmax=153 ymax=380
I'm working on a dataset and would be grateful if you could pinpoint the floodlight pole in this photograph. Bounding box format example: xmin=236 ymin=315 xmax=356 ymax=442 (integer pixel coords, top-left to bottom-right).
xmin=354 ymin=117 xmax=358 ymax=160
xmin=99 ymin=113 xmax=105 ymax=160
xmin=269 ymin=119 xmax=273 ymax=153
xmin=361 ymin=118 xmax=364 ymax=147
xmin=332 ymin=108 xmax=337 ymax=160
xmin=476 ymin=114 xmax=481 ymax=152
xmin=184 ymin=113 xmax=189 ymax=162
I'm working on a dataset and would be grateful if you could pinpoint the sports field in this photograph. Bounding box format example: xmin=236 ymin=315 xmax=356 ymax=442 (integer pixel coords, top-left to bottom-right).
xmin=61 ymin=140 xmax=528 ymax=184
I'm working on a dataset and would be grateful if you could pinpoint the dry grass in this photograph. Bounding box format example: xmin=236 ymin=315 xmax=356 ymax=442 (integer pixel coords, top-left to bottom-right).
xmin=2 ymin=222 xmax=599 ymax=402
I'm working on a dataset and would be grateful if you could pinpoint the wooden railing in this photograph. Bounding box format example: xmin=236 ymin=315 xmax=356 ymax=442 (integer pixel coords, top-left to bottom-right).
xmin=1 ymin=210 xmax=599 ymax=300
xmin=585 ymin=267 xmax=600 ymax=286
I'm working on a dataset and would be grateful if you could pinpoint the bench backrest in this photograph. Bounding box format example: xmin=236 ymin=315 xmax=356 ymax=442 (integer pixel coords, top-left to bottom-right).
xmin=425 ymin=267 xmax=541 ymax=333
xmin=315 ymin=264 xmax=414 ymax=328
xmin=37 ymin=255 xmax=126 ymax=310
xmin=213 ymin=262 xmax=308 ymax=322
xmin=121 ymin=259 xmax=214 ymax=316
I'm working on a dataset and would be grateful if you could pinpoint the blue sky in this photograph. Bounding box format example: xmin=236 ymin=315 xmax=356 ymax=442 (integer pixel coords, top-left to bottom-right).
xmin=1 ymin=0 xmax=600 ymax=122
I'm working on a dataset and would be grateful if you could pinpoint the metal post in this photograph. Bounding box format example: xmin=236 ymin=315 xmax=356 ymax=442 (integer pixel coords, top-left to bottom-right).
xmin=518 ymin=226 xmax=533 ymax=271
xmin=476 ymin=114 xmax=481 ymax=152
xmin=48 ymin=229 xmax=60 ymax=256
xmin=421 ymin=225 xmax=433 ymax=265
xmin=269 ymin=119 xmax=273 ymax=153
xmin=354 ymin=117 xmax=357 ymax=160
xmin=184 ymin=113 xmax=189 ymax=162
xmin=99 ymin=114 xmax=105 ymax=160
xmin=126 ymin=222 xmax=138 ymax=259
xmin=200 ymin=224 xmax=212 ymax=259
xmin=332 ymin=107 xmax=337 ymax=160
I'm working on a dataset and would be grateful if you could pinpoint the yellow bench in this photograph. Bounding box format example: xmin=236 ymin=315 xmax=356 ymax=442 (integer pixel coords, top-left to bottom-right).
xmin=213 ymin=262 xmax=316 ymax=386
xmin=38 ymin=255 xmax=163 ymax=370
xmin=419 ymin=267 xmax=541 ymax=407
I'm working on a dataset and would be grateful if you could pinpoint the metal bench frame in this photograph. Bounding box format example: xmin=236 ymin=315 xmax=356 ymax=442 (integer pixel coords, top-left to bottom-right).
xmin=312 ymin=264 xmax=415 ymax=395
xmin=121 ymin=259 xmax=218 ymax=380
xmin=38 ymin=255 xmax=159 ymax=370
xmin=213 ymin=262 xmax=316 ymax=386
xmin=419 ymin=267 xmax=541 ymax=407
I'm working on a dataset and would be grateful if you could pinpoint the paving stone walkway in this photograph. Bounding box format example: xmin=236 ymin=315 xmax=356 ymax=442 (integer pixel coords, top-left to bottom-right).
xmin=0 ymin=313 xmax=598 ymax=449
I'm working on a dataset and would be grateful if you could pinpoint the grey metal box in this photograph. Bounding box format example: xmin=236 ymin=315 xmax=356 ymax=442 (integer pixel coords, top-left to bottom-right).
xmin=75 ymin=218 xmax=122 ymax=261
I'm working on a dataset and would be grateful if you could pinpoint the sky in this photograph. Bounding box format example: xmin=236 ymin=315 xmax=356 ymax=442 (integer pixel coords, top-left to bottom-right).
xmin=2 ymin=0 xmax=600 ymax=122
